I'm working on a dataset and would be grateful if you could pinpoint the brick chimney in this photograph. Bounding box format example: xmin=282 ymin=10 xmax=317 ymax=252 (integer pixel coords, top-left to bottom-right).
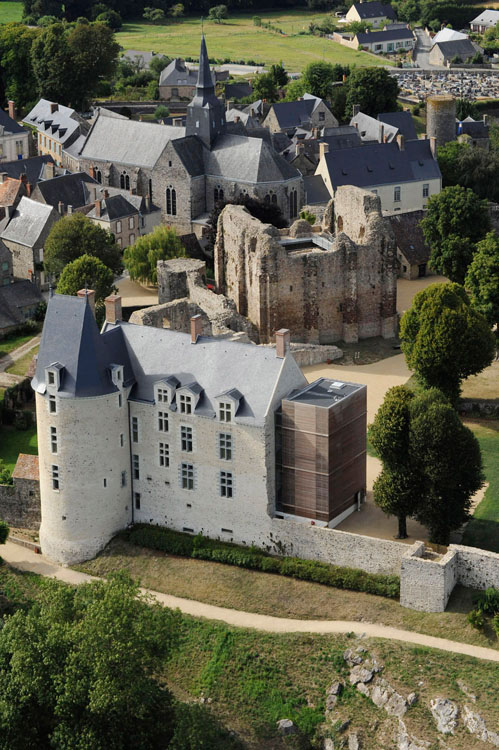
xmin=190 ymin=314 xmax=203 ymax=343
xmin=396 ymin=133 xmax=405 ymax=151
xmin=429 ymin=136 xmax=437 ymax=158
xmin=49 ymin=102 xmax=58 ymax=114
xmin=319 ymin=142 xmax=329 ymax=160
xmin=26 ymin=182 xmax=32 ymax=197
xmin=77 ymin=288 xmax=95 ymax=314
xmin=94 ymin=199 xmax=101 ymax=218
xmin=103 ymin=189 xmax=109 ymax=198
xmin=378 ymin=123 xmax=384 ymax=143
xmin=89 ymin=165 xmax=96 ymax=179
xmin=275 ymin=328 xmax=290 ymax=358
xmin=104 ymin=295 xmax=122 ymax=324
xmin=8 ymin=101 xmax=16 ymax=120
xmin=45 ymin=162 xmax=55 ymax=180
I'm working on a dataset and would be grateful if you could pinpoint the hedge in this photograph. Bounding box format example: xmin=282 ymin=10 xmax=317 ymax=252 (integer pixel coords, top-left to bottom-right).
xmin=121 ymin=525 xmax=400 ymax=599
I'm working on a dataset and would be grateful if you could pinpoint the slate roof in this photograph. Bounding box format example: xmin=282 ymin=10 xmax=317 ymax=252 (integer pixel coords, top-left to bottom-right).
xmin=12 ymin=454 xmax=39 ymax=481
xmin=321 ymin=139 xmax=440 ymax=191
xmin=351 ymin=1 xmax=396 ymax=19
xmin=86 ymin=194 xmax=138 ymax=221
xmin=23 ymin=99 xmax=83 ymax=146
xmin=79 ymin=113 xmax=185 ymax=168
xmin=0 ymin=156 xmax=56 ymax=185
xmin=351 ymin=111 xmax=398 ymax=142
xmin=432 ymin=27 xmax=468 ymax=45
xmin=267 ymin=94 xmax=322 ymax=130
xmin=33 ymin=294 xmax=135 ymax=399
xmin=470 ymin=9 xmax=499 ymax=26
xmin=1 ymin=197 xmax=57 ymax=247
xmin=226 ymin=108 xmax=259 ymax=128
xmin=205 ymin=134 xmax=300 ymax=182
xmin=225 ymin=82 xmax=253 ymax=100
xmin=378 ymin=111 xmax=417 ymax=141
xmin=322 ymin=126 xmax=362 ymax=150
xmin=159 ymin=58 xmax=199 ymax=86
xmin=0 ymin=109 xmax=26 ymax=135
xmin=432 ymin=38 xmax=478 ymax=60
xmin=356 ymin=27 xmax=413 ymax=44
xmin=172 ymin=136 xmax=206 ymax=177
xmin=0 ymin=280 xmax=43 ymax=330
xmin=34 ymin=172 xmax=98 ymax=209
xmin=304 ymin=174 xmax=331 ymax=204
xmin=457 ymin=118 xmax=489 ymax=138
xmin=389 ymin=210 xmax=429 ymax=265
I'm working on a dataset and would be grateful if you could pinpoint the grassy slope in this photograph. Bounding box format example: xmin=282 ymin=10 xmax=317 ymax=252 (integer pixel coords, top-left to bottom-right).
xmin=0 ymin=333 xmax=36 ymax=359
xmin=5 ymin=345 xmax=39 ymax=377
xmin=0 ymin=426 xmax=37 ymax=472
xmin=117 ymin=12 xmax=388 ymax=72
xmin=462 ymin=420 xmax=499 ymax=553
xmin=1 ymin=563 xmax=498 ymax=749
xmin=76 ymin=538 xmax=498 ymax=650
xmin=0 ymin=2 xmax=22 ymax=24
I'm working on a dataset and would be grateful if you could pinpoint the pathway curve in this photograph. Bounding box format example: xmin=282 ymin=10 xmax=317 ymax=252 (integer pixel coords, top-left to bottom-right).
xmin=0 ymin=336 xmax=40 ymax=387
xmin=2 ymin=541 xmax=499 ymax=664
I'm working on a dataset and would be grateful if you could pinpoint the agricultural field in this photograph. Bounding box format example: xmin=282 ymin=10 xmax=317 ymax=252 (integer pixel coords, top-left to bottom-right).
xmin=0 ymin=1 xmax=22 ymax=24
xmin=116 ymin=11 xmax=389 ymax=72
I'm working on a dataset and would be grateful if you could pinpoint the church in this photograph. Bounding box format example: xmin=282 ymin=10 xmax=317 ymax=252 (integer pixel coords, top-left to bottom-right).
xmin=72 ymin=37 xmax=304 ymax=236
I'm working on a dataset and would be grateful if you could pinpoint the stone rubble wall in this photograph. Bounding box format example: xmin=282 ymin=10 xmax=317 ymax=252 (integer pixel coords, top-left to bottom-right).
xmin=0 ymin=478 xmax=41 ymax=529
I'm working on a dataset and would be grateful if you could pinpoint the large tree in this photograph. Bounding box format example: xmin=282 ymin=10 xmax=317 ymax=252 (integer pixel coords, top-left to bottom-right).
xmin=344 ymin=67 xmax=399 ymax=118
xmin=44 ymin=213 xmax=122 ymax=277
xmin=465 ymin=231 xmax=499 ymax=335
xmin=0 ymin=23 xmax=40 ymax=110
xmin=400 ymin=282 xmax=495 ymax=404
xmin=30 ymin=22 xmax=74 ymax=104
xmin=421 ymin=185 xmax=490 ymax=284
xmin=436 ymin=141 xmax=499 ymax=203
xmin=56 ymin=254 xmax=117 ymax=324
xmin=66 ymin=21 xmax=120 ymax=109
xmin=123 ymin=224 xmax=185 ymax=285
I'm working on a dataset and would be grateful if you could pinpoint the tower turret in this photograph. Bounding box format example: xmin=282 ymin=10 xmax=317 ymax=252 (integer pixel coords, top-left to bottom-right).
xmin=185 ymin=35 xmax=226 ymax=146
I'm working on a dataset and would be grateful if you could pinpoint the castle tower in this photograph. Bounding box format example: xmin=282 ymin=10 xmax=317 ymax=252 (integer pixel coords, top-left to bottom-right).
xmin=426 ymin=94 xmax=456 ymax=149
xmin=32 ymin=294 xmax=132 ymax=564
xmin=185 ymin=35 xmax=226 ymax=147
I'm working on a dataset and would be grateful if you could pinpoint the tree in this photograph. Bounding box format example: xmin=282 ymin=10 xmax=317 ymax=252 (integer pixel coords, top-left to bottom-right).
xmin=169 ymin=3 xmax=185 ymax=18
xmin=436 ymin=141 xmax=499 ymax=203
xmin=56 ymin=254 xmax=116 ymax=323
xmin=67 ymin=21 xmax=120 ymax=109
xmin=44 ymin=213 xmax=122 ymax=277
xmin=400 ymin=282 xmax=495 ymax=404
xmin=0 ymin=572 xmax=179 ymax=749
xmin=208 ymin=4 xmax=228 ymax=23
xmin=0 ymin=23 xmax=40 ymax=110
xmin=465 ymin=231 xmax=499 ymax=335
xmin=370 ymin=385 xmax=419 ymax=538
xmin=95 ymin=9 xmax=122 ymax=29
xmin=269 ymin=62 xmax=288 ymax=88
xmin=410 ymin=389 xmax=483 ymax=545
xmin=31 ymin=22 xmax=73 ymax=104
xmin=252 ymin=71 xmax=279 ymax=102
xmin=123 ymin=225 xmax=186 ymax=284
xmin=456 ymin=97 xmax=479 ymax=120
xmin=421 ymin=186 xmax=490 ymax=283
xmin=150 ymin=54 xmax=172 ymax=76
xmin=301 ymin=61 xmax=347 ymax=100
xmin=143 ymin=7 xmax=166 ymax=23
xmin=344 ymin=67 xmax=399 ymax=118
xmin=154 ymin=104 xmax=170 ymax=119
xmin=0 ymin=460 xmax=13 ymax=486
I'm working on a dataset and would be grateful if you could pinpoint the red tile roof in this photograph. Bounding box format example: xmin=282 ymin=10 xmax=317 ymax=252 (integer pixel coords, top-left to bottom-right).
xmin=12 ymin=453 xmax=39 ymax=481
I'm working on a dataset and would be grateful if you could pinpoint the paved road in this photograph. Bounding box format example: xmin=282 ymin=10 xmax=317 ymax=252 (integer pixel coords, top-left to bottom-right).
xmin=412 ymin=28 xmax=446 ymax=71
xmin=3 ymin=541 xmax=499 ymax=663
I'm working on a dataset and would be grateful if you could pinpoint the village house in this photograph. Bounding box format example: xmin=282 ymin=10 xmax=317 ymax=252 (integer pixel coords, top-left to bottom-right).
xmin=389 ymin=210 xmax=435 ymax=279
xmin=23 ymin=100 xmax=89 ymax=168
xmin=428 ymin=38 xmax=483 ymax=66
xmin=0 ymin=245 xmax=42 ymax=335
xmin=345 ymin=0 xmax=396 ymax=28
xmin=355 ymin=26 xmax=415 ymax=53
xmin=262 ymin=94 xmax=338 ymax=135
xmin=469 ymin=8 xmax=499 ymax=32
xmin=159 ymin=57 xmax=228 ymax=101
xmin=0 ymin=103 xmax=30 ymax=162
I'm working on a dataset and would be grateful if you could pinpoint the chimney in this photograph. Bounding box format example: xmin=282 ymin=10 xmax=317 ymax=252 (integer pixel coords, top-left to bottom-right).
xmin=94 ymin=199 xmax=101 ymax=218
xmin=352 ymin=104 xmax=360 ymax=117
xmin=190 ymin=314 xmax=203 ymax=344
xmin=26 ymin=182 xmax=32 ymax=197
xmin=312 ymin=127 xmax=319 ymax=138
xmin=0 ymin=172 xmax=8 ymax=183
xmin=57 ymin=201 xmax=65 ymax=215
xmin=483 ymin=114 xmax=489 ymax=127
xmin=20 ymin=173 xmax=27 ymax=184
xmin=45 ymin=161 xmax=55 ymax=179
xmin=49 ymin=102 xmax=58 ymax=114
xmin=234 ymin=115 xmax=240 ymax=123
xmin=103 ymin=189 xmax=109 ymax=198
xmin=378 ymin=123 xmax=384 ymax=143
xmin=89 ymin=165 xmax=96 ymax=179
xmin=8 ymin=100 xmax=16 ymax=120
xmin=396 ymin=133 xmax=405 ymax=151
xmin=429 ymin=136 xmax=437 ymax=158
xmin=296 ymin=141 xmax=305 ymax=156
xmin=77 ymin=288 xmax=95 ymax=314
xmin=319 ymin=142 xmax=329 ymax=160
xmin=275 ymin=328 xmax=291 ymax=359
xmin=420 ymin=132 xmax=427 ymax=140
xmin=104 ymin=294 xmax=122 ymax=324
xmin=226 ymin=99 xmax=235 ymax=111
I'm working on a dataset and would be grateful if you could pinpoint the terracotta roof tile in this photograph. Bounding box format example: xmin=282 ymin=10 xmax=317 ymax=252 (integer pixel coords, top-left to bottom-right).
xmin=12 ymin=453 xmax=39 ymax=481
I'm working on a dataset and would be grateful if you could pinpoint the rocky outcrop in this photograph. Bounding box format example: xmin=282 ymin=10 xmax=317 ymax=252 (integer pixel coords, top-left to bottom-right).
xmin=463 ymin=705 xmax=499 ymax=746
xmin=429 ymin=698 xmax=458 ymax=734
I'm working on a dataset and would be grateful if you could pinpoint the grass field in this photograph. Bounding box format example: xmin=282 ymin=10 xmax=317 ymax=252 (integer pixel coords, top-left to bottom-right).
xmin=0 ymin=1 xmax=22 ymax=24
xmin=0 ymin=333 xmax=36 ymax=359
xmin=0 ymin=425 xmax=37 ymax=472
xmin=462 ymin=420 xmax=499 ymax=553
xmin=5 ymin=344 xmax=39 ymax=377
xmin=117 ymin=12 xmax=389 ymax=72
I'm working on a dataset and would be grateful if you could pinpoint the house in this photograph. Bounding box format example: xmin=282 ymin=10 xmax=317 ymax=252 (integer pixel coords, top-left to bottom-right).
xmin=389 ymin=210 xmax=435 ymax=279
xmin=351 ymin=110 xmax=418 ymax=143
xmin=84 ymin=192 xmax=142 ymax=249
xmin=0 ymin=175 xmax=28 ymax=213
xmin=262 ymin=94 xmax=339 ymax=135
xmin=429 ymin=38 xmax=482 ymax=66
xmin=354 ymin=26 xmax=414 ymax=53
xmin=0 ymin=197 xmax=58 ymax=288
xmin=0 ymin=103 xmax=30 ymax=162
xmin=0 ymin=279 xmax=43 ymax=336
xmin=469 ymin=9 xmax=499 ymax=32
xmin=0 ymin=155 xmax=59 ymax=185
xmin=0 ymin=241 xmax=12 ymax=285
xmin=159 ymin=57 xmax=228 ymax=101
xmin=315 ymin=138 xmax=442 ymax=215
xmin=31 ymin=172 xmax=98 ymax=212
xmin=32 ymin=292 xmax=367 ymax=564
xmin=346 ymin=1 xmax=396 ymax=28
xmin=225 ymin=82 xmax=253 ymax=101
xmin=457 ymin=116 xmax=490 ymax=148
xmin=431 ymin=28 xmax=469 ymax=45
xmin=23 ymin=100 xmax=90 ymax=167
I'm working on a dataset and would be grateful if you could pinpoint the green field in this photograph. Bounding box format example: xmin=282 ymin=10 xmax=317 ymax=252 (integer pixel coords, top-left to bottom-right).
xmin=0 ymin=1 xmax=22 ymax=23
xmin=462 ymin=421 xmax=499 ymax=553
xmin=117 ymin=12 xmax=389 ymax=72
xmin=0 ymin=425 xmax=37 ymax=472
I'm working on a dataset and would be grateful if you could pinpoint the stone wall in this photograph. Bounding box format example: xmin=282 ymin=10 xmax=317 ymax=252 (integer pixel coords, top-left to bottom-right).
xmin=0 ymin=479 xmax=41 ymax=529
xmin=453 ymin=544 xmax=499 ymax=590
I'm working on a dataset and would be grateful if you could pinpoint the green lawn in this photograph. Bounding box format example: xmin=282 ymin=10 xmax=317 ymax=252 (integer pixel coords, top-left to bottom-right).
xmin=117 ymin=12 xmax=389 ymax=72
xmin=0 ymin=333 xmax=37 ymax=360
xmin=0 ymin=1 xmax=22 ymax=23
xmin=5 ymin=345 xmax=39 ymax=377
xmin=462 ymin=421 xmax=499 ymax=553
xmin=0 ymin=425 xmax=37 ymax=472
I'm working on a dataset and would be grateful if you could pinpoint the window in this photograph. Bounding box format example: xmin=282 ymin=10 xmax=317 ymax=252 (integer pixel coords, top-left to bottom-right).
xmin=219 ymin=433 xmax=232 ymax=460
xmin=157 ymin=387 xmax=169 ymax=403
xmin=50 ymin=426 xmax=57 ymax=454
xmin=103 ymin=478 xmax=107 ymax=488
xmin=179 ymin=394 xmax=192 ymax=415
xmin=96 ymin=169 xmax=102 ymax=184
xmin=289 ymin=188 xmax=298 ymax=219
xmin=129 ymin=233 xmax=135 ymax=245
xmin=121 ymin=471 xmax=127 ymax=487
xmin=116 ymin=220 xmax=122 ymax=234
xmin=128 ymin=216 xmax=134 ymax=230
xmin=158 ymin=411 xmax=169 ymax=432
xmin=375 ymin=43 xmax=382 ymax=51
xmin=1 ymin=261 xmax=8 ymax=271
xmin=48 ymin=371 xmax=55 ymax=385
xmin=181 ymin=463 xmax=194 ymax=490
xmin=132 ymin=454 xmax=140 ymax=480
xmin=214 ymin=186 xmax=224 ymax=203
xmin=181 ymin=426 xmax=193 ymax=452
xmin=120 ymin=433 xmax=124 ymax=447
xmin=159 ymin=442 xmax=169 ymax=467
xmin=394 ymin=186 xmax=401 ymax=202
xmin=49 ymin=395 xmax=57 ymax=414
xmin=16 ymin=140 xmax=23 ymax=155
xmin=134 ymin=492 xmax=141 ymax=510
xmin=52 ymin=465 xmax=59 ymax=491
xmin=319 ymin=111 xmax=325 ymax=121
xmin=131 ymin=416 xmax=139 ymax=443
xmin=422 ymin=183 xmax=429 ymax=198
xmin=120 ymin=172 xmax=130 ymax=190
xmin=219 ymin=402 xmax=232 ymax=423
xmin=116 ymin=237 xmax=122 ymax=248
xmin=118 ymin=394 xmax=122 ymax=408
xmin=166 ymin=187 xmax=177 ymax=216
xmin=220 ymin=471 xmax=233 ymax=498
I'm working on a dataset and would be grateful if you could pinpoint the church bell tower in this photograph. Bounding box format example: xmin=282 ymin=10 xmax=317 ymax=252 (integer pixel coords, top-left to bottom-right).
xmin=185 ymin=35 xmax=226 ymax=147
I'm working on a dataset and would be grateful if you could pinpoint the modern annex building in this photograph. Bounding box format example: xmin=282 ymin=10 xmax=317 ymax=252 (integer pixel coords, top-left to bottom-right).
xmin=32 ymin=293 xmax=367 ymax=564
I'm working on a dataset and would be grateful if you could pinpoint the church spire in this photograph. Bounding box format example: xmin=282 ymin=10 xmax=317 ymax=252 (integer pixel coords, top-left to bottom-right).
xmin=185 ymin=34 xmax=226 ymax=147
xmin=197 ymin=34 xmax=214 ymax=94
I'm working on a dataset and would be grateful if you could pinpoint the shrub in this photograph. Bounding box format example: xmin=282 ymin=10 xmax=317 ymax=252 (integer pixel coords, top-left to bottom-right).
xmin=299 ymin=209 xmax=316 ymax=225
xmin=475 ymin=587 xmax=499 ymax=616
xmin=0 ymin=520 xmax=9 ymax=545
xmin=122 ymin=524 xmax=400 ymax=599
xmin=467 ymin=609 xmax=484 ymax=629
xmin=493 ymin=614 xmax=499 ymax=637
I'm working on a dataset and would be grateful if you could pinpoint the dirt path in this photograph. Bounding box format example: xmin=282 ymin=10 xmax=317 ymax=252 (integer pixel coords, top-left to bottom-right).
xmin=3 ymin=541 xmax=498 ymax=663
xmin=0 ymin=336 xmax=40 ymax=387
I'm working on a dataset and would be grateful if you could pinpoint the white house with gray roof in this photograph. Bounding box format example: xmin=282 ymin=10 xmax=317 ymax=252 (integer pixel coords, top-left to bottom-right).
xmin=23 ymin=100 xmax=89 ymax=168
xmin=470 ymin=8 xmax=499 ymax=32
xmin=32 ymin=293 xmax=367 ymax=564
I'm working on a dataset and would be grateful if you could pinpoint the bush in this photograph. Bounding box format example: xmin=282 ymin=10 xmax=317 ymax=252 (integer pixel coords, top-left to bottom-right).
xmin=475 ymin=587 xmax=499 ymax=616
xmin=467 ymin=609 xmax=484 ymax=629
xmin=493 ymin=614 xmax=499 ymax=638
xmin=122 ymin=525 xmax=400 ymax=599
xmin=300 ymin=210 xmax=316 ymax=225
xmin=0 ymin=520 xmax=9 ymax=545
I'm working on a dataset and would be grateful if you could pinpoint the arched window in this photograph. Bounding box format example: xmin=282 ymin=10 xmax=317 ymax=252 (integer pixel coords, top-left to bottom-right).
xmin=149 ymin=179 xmax=153 ymax=200
xmin=289 ymin=189 xmax=298 ymax=219
xmin=120 ymin=172 xmax=130 ymax=190
xmin=219 ymin=187 xmax=224 ymax=201
xmin=271 ymin=194 xmax=277 ymax=204
xmin=214 ymin=188 xmax=219 ymax=203
xmin=96 ymin=169 xmax=102 ymax=184
xmin=264 ymin=194 xmax=270 ymax=204
xmin=166 ymin=187 xmax=177 ymax=216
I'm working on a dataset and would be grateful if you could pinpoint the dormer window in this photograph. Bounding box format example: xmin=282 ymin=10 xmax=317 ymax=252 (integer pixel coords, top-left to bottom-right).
xmin=48 ymin=371 xmax=55 ymax=385
xmin=179 ymin=394 xmax=192 ymax=414
xmin=45 ymin=362 xmax=63 ymax=391
xmin=154 ymin=376 xmax=179 ymax=406
xmin=110 ymin=364 xmax=124 ymax=389
xmin=157 ymin=387 xmax=169 ymax=404
xmin=219 ymin=402 xmax=232 ymax=423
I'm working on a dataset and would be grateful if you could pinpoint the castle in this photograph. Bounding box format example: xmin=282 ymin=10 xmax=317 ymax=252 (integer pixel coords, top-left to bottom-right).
xmin=32 ymin=293 xmax=367 ymax=564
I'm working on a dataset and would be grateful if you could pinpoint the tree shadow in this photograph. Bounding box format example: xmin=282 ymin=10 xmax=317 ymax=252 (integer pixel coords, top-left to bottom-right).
xmin=461 ymin=519 xmax=499 ymax=554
